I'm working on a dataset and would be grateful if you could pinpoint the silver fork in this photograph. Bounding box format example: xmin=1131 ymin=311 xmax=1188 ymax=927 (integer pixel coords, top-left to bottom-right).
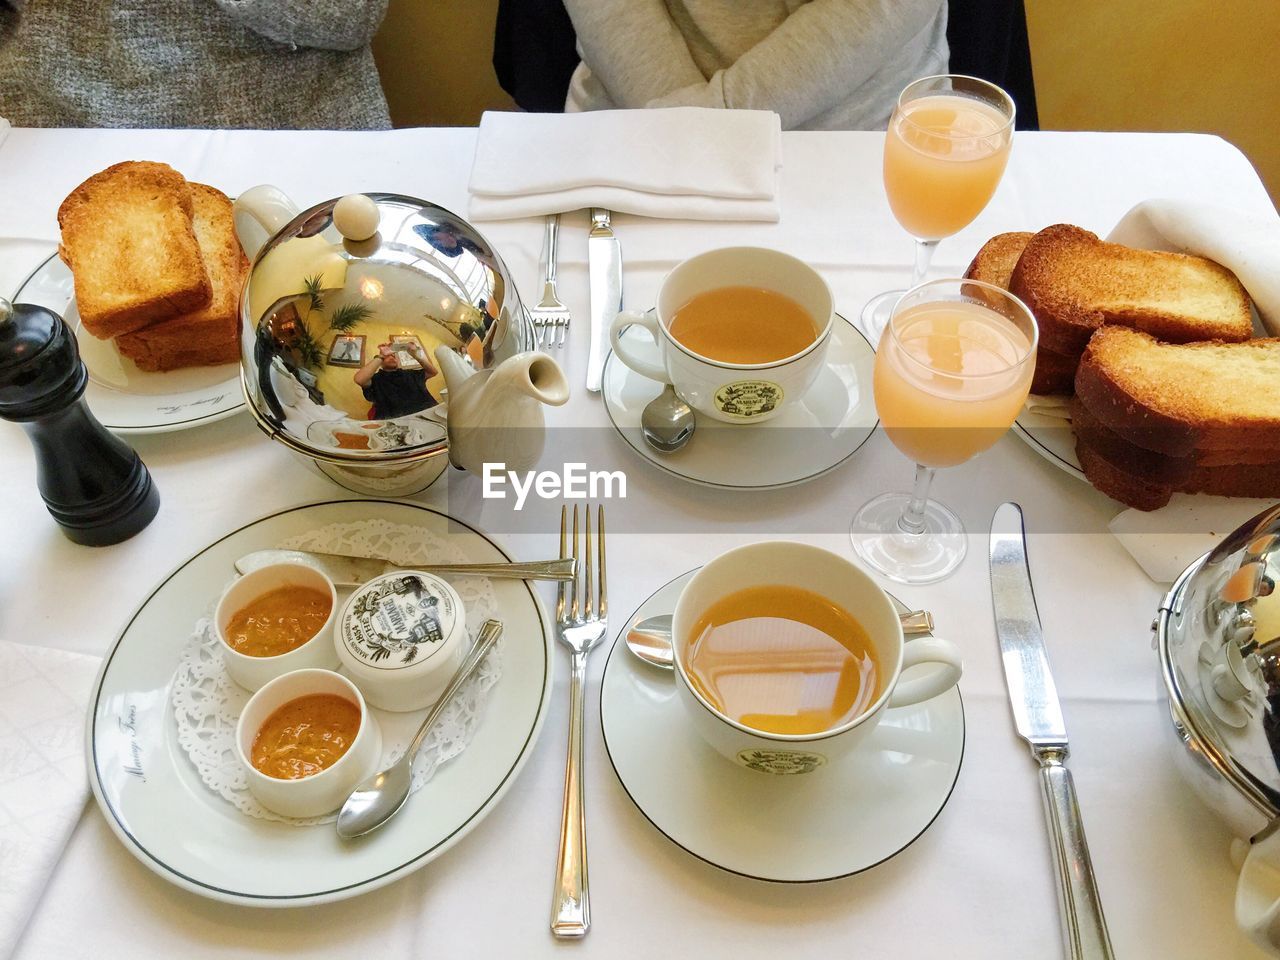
xmin=550 ymin=503 xmax=608 ymax=939
xmin=530 ymin=214 xmax=571 ymax=348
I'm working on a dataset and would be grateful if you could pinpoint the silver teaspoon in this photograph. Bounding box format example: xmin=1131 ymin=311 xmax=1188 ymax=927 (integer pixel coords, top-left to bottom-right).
xmin=625 ymin=609 xmax=935 ymax=669
xmin=336 ymin=618 xmax=504 ymax=839
xmin=641 ymin=384 xmax=696 ymax=453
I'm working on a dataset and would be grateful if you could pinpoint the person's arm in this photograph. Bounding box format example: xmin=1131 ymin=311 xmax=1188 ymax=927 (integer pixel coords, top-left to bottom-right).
xmin=353 ymin=352 xmax=384 ymax=388
xmin=646 ymin=0 xmax=944 ymax=128
xmin=561 ymin=0 xmax=705 ymax=107
xmin=209 ymin=0 xmax=389 ymax=51
xmin=407 ymin=342 xmax=438 ymax=380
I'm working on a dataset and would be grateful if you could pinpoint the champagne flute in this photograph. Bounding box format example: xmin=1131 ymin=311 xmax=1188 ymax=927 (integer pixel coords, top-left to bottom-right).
xmin=861 ymin=75 xmax=1016 ymax=336
xmin=852 ymin=278 xmax=1037 ymax=584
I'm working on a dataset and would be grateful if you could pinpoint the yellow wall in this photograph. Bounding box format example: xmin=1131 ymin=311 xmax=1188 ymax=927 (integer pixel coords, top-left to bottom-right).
xmin=371 ymin=0 xmax=1279 ymax=206
xmin=372 ymin=0 xmax=514 ymax=127
xmin=1026 ymin=0 xmax=1280 ymax=206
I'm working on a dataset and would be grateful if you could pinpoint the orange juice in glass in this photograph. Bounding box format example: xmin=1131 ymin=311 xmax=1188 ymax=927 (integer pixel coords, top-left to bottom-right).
xmin=862 ymin=76 xmax=1015 ymax=335
xmin=852 ymin=279 xmax=1037 ymax=584
xmin=875 ymin=298 xmax=1033 ymax=467
xmin=884 ymin=94 xmax=1013 ymax=240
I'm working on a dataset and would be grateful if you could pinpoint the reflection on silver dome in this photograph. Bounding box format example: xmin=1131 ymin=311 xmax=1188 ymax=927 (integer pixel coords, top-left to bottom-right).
xmin=239 ymin=193 xmax=531 ymax=470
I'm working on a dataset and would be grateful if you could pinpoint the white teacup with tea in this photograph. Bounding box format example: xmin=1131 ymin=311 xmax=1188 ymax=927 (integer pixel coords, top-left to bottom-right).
xmin=671 ymin=541 xmax=963 ymax=774
xmin=609 ymin=247 xmax=834 ymax=423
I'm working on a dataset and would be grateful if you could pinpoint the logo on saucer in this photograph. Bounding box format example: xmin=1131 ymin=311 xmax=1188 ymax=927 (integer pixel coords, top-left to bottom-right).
xmin=736 ymin=749 xmax=826 ymax=776
xmin=714 ymin=380 xmax=782 ymax=419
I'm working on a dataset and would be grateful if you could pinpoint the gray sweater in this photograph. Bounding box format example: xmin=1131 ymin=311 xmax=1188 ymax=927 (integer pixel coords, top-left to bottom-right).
xmin=0 ymin=0 xmax=391 ymax=129
xmin=563 ymin=0 xmax=948 ymax=130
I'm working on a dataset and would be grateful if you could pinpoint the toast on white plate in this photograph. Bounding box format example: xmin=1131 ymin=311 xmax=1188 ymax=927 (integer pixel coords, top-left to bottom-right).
xmin=57 ymin=161 xmax=212 ymax=339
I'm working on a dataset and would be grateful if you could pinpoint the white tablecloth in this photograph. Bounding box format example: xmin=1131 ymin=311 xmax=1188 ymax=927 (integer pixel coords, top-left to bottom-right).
xmin=0 ymin=127 xmax=1274 ymax=959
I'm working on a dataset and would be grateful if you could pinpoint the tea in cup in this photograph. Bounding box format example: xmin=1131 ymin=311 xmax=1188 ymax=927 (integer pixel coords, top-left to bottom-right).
xmin=609 ymin=247 xmax=834 ymax=423
xmin=671 ymin=541 xmax=962 ymax=774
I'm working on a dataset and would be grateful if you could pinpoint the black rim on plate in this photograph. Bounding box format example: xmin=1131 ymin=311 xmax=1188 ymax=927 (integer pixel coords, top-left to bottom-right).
xmin=13 ymin=252 xmax=243 ymax=430
xmin=89 ymin=499 xmax=551 ymax=901
xmin=1011 ymin=418 xmax=1086 ymax=479
xmin=598 ymin=569 xmax=965 ymax=884
xmin=601 ymin=313 xmax=880 ymax=491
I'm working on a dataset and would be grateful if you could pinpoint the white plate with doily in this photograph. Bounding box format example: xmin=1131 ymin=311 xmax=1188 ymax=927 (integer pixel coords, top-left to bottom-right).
xmin=85 ymin=499 xmax=553 ymax=906
xmin=13 ymin=252 xmax=244 ymax=433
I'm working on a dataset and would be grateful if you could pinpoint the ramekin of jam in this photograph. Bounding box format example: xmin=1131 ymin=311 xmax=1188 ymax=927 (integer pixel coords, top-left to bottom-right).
xmin=215 ymin=562 xmax=340 ymax=691
xmin=234 ymin=668 xmax=382 ymax=818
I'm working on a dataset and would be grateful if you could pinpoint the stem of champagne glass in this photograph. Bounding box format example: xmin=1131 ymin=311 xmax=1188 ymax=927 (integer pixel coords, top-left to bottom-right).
xmin=910 ymin=238 xmax=939 ymax=288
xmin=898 ymin=463 xmax=935 ymax=536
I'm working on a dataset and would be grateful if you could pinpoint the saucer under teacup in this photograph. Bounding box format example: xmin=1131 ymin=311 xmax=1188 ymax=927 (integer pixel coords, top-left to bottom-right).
xmin=600 ymin=569 xmax=964 ymax=883
xmin=601 ymin=312 xmax=877 ymax=490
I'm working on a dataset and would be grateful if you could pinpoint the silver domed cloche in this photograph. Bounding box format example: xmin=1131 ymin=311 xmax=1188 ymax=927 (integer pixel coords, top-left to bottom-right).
xmin=1154 ymin=501 xmax=1280 ymax=951
xmin=1156 ymin=502 xmax=1280 ymax=838
xmin=233 ymin=187 xmax=564 ymax=496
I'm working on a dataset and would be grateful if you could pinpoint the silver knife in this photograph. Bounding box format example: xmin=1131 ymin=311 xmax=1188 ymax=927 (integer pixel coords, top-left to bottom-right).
xmin=990 ymin=502 xmax=1115 ymax=960
xmin=235 ymin=548 xmax=575 ymax=586
xmin=587 ymin=208 xmax=621 ymax=393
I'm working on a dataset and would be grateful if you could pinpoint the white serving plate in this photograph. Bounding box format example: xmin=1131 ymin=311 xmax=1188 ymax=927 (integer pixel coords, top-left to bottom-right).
xmin=86 ymin=499 xmax=552 ymax=906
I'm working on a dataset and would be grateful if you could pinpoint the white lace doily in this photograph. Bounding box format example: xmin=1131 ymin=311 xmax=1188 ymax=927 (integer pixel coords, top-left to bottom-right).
xmin=171 ymin=519 xmax=502 ymax=825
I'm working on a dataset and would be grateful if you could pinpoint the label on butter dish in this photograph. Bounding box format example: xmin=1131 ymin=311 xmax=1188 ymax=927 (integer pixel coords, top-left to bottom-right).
xmin=341 ymin=573 xmax=459 ymax=671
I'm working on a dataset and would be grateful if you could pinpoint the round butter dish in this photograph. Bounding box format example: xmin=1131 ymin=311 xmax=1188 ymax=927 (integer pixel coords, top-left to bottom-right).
xmin=335 ymin=571 xmax=467 ymax=712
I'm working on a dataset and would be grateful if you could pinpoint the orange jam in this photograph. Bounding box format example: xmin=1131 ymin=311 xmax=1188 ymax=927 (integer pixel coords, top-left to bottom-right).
xmin=251 ymin=694 xmax=361 ymax=780
xmin=225 ymin=585 xmax=332 ymax=658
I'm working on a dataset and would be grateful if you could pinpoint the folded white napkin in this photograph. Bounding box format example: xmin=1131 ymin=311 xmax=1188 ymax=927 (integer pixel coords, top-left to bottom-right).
xmin=1109 ymin=495 xmax=1276 ymax=584
xmin=468 ymin=108 xmax=782 ymax=222
xmin=0 ymin=641 xmax=99 ymax=960
xmin=1108 ymin=198 xmax=1280 ymax=335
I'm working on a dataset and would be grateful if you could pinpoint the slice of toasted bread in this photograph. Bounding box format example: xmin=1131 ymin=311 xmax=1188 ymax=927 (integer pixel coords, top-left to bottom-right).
xmin=1010 ymin=224 xmax=1252 ymax=356
xmin=58 ymin=161 xmax=212 ymax=340
xmin=964 ymin=230 xmax=1079 ymax=395
xmin=1070 ymin=397 xmax=1279 ymax=473
xmin=1075 ymin=432 xmax=1280 ymax=511
xmin=1030 ymin=346 xmax=1078 ymax=396
xmin=964 ymin=231 xmax=1033 ymax=290
xmin=117 ymin=340 xmax=239 ymax=372
xmin=1069 ymin=398 xmax=1193 ymax=484
xmin=1070 ymin=394 xmax=1280 ymax=478
xmin=114 ymin=184 xmax=246 ymax=372
xmin=1075 ymin=326 xmax=1280 ymax=457
xmin=1184 ymin=462 xmax=1280 ymax=499
xmin=1074 ymin=438 xmax=1176 ymax=511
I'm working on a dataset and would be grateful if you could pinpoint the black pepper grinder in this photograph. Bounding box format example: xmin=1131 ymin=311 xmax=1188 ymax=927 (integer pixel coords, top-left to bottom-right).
xmin=0 ymin=297 xmax=159 ymax=545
